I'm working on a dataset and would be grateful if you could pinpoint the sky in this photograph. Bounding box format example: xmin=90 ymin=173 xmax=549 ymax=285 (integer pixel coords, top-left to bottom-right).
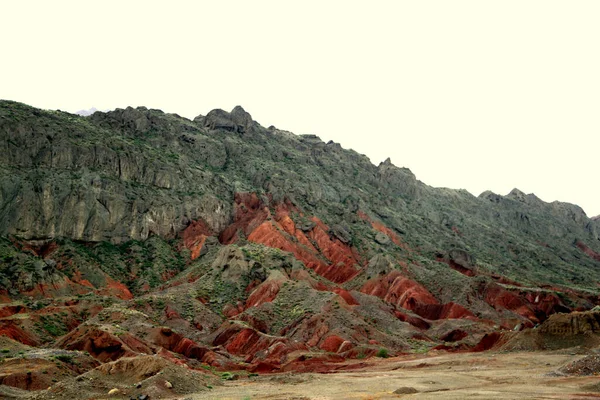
xmin=2 ymin=1 xmax=599 ymax=216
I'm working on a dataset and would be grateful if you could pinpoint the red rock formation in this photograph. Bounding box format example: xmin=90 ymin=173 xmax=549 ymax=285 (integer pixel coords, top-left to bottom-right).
xmin=0 ymin=304 xmax=27 ymax=318
xmin=222 ymin=303 xmax=242 ymax=318
xmin=332 ymin=288 xmax=359 ymax=306
xmin=280 ymin=353 xmax=345 ymax=373
xmin=164 ymin=305 xmax=182 ymax=320
xmin=307 ymin=217 xmax=360 ymax=283
xmin=435 ymin=254 xmax=475 ymax=277
xmin=0 ymin=321 xmax=39 ymax=346
xmin=0 ymin=358 xmax=82 ymax=391
xmin=340 ymin=347 xmax=377 ymax=359
xmin=249 ymin=361 xmax=281 ymax=373
xmin=440 ymin=329 xmax=468 ymax=342
xmin=182 ymin=219 xmax=213 ymax=260
xmin=361 ymin=271 xmax=437 ymax=310
xmin=57 ymin=326 xmax=139 ymax=362
xmin=523 ymin=291 xmax=567 ymax=320
xmin=357 ymin=210 xmax=407 ymax=248
xmin=96 ymin=277 xmax=133 ymax=300
xmin=319 ymin=335 xmax=348 ymax=353
xmin=576 ymin=240 xmax=600 ymax=262
xmin=483 ymin=284 xmax=538 ymax=322
xmin=212 ymin=323 xmax=306 ymax=366
xmin=237 ymin=314 xmax=269 ymax=333
xmin=221 ymin=194 xmax=362 ymax=285
xmin=362 ymin=271 xmax=474 ymax=320
xmin=246 ymin=279 xmax=283 ymax=308
xmin=448 ymin=259 xmax=475 ymax=276
xmin=0 ymin=290 xmax=11 ymax=303
xmin=21 ymin=275 xmax=89 ymax=299
xmin=394 ymin=311 xmax=431 ymax=330
xmin=248 ymin=221 xmax=326 ymax=273
xmin=471 ymin=332 xmax=506 ymax=352
xmin=409 ymin=301 xmax=475 ymax=320
xmin=219 ymin=193 xmax=269 ymax=244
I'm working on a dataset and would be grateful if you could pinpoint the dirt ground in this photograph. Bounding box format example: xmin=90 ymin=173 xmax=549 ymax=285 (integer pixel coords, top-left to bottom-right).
xmin=193 ymin=351 xmax=600 ymax=400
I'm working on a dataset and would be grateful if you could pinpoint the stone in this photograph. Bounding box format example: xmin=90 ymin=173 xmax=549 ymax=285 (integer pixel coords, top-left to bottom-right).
xmin=374 ymin=231 xmax=390 ymax=245
xmin=393 ymin=387 xmax=418 ymax=394
xmin=329 ymin=224 xmax=352 ymax=244
xmin=108 ymin=388 xmax=120 ymax=395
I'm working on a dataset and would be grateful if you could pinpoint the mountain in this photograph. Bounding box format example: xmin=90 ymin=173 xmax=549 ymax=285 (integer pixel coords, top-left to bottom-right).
xmin=0 ymin=99 xmax=599 ymax=395
xmin=73 ymin=107 xmax=102 ymax=117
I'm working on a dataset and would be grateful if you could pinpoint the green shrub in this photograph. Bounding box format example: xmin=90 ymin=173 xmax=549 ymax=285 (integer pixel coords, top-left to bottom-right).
xmin=376 ymin=348 xmax=389 ymax=358
xmin=220 ymin=371 xmax=236 ymax=380
xmin=55 ymin=354 xmax=74 ymax=364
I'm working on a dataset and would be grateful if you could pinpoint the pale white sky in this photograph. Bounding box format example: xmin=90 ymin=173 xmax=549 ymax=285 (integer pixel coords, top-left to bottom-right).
xmin=2 ymin=1 xmax=599 ymax=216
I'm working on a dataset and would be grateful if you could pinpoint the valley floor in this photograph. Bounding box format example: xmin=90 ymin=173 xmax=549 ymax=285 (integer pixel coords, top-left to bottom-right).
xmin=196 ymin=351 xmax=600 ymax=400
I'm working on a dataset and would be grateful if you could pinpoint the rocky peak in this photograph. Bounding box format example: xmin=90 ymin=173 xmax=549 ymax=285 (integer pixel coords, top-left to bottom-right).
xmin=377 ymin=158 xmax=415 ymax=179
xmin=505 ymin=189 xmax=544 ymax=207
xmin=506 ymin=188 xmax=527 ymax=202
xmin=202 ymin=106 xmax=256 ymax=134
xmin=479 ymin=190 xmax=502 ymax=203
xmin=91 ymin=106 xmax=155 ymax=133
xmin=74 ymin=107 xmax=100 ymax=117
xmin=376 ymin=157 xmax=420 ymax=199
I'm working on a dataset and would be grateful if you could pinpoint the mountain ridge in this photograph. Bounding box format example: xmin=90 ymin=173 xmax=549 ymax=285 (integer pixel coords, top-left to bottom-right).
xmin=0 ymin=99 xmax=599 ymax=394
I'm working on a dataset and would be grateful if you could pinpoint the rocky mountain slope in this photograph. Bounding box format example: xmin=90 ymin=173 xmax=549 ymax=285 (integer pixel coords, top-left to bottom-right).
xmin=0 ymin=99 xmax=599 ymax=396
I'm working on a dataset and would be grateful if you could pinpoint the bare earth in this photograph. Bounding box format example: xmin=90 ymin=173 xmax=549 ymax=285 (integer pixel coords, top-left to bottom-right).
xmin=193 ymin=351 xmax=600 ymax=400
